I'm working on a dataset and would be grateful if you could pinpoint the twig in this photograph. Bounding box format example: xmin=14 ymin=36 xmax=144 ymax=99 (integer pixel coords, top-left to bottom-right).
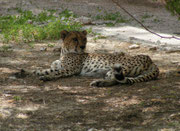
xmin=111 ymin=0 xmax=180 ymax=40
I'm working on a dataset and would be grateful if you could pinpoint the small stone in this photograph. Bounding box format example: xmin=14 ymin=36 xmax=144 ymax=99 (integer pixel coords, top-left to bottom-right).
xmin=27 ymin=20 xmax=33 ymax=24
xmin=61 ymin=17 xmax=65 ymax=21
xmin=40 ymin=47 xmax=47 ymax=51
xmin=165 ymin=47 xmax=180 ymax=53
xmin=129 ymin=44 xmax=140 ymax=49
xmin=9 ymin=76 xmax=17 ymax=80
xmin=171 ymin=61 xmax=179 ymax=64
xmin=156 ymin=40 xmax=161 ymax=44
xmin=149 ymin=46 xmax=157 ymax=51
xmin=76 ymin=16 xmax=92 ymax=25
xmin=48 ymin=20 xmax=52 ymax=23
xmin=87 ymin=128 xmax=98 ymax=131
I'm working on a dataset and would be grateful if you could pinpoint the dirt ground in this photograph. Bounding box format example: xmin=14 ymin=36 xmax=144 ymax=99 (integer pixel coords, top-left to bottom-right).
xmin=0 ymin=40 xmax=180 ymax=131
xmin=0 ymin=0 xmax=180 ymax=131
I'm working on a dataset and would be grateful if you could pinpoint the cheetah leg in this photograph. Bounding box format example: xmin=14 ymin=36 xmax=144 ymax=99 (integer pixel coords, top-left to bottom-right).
xmin=90 ymin=79 xmax=118 ymax=87
xmin=14 ymin=59 xmax=63 ymax=79
xmin=90 ymin=63 xmax=159 ymax=87
xmin=90 ymin=69 xmax=119 ymax=87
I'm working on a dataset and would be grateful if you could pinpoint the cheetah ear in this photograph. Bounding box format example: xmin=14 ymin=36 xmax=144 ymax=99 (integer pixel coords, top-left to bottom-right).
xmin=60 ymin=30 xmax=69 ymax=40
xmin=82 ymin=30 xmax=87 ymax=36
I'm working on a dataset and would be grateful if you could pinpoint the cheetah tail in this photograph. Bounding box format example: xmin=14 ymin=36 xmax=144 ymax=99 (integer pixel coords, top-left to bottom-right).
xmin=116 ymin=63 xmax=159 ymax=84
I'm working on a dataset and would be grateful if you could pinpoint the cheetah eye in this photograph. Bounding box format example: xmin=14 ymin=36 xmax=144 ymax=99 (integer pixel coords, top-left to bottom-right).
xmin=73 ymin=38 xmax=78 ymax=42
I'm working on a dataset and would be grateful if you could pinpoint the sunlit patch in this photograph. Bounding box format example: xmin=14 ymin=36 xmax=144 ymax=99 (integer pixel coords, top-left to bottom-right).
xmin=105 ymin=96 xmax=140 ymax=110
xmin=0 ymin=110 xmax=12 ymax=119
xmin=93 ymin=26 xmax=180 ymax=46
xmin=0 ymin=97 xmax=15 ymax=118
xmin=58 ymin=86 xmax=74 ymax=91
xmin=76 ymin=96 xmax=97 ymax=104
xmin=0 ymin=68 xmax=17 ymax=74
xmin=142 ymin=106 xmax=160 ymax=113
xmin=0 ymin=57 xmax=28 ymax=65
xmin=16 ymin=113 xmax=28 ymax=119
xmin=1 ymin=85 xmax=41 ymax=93
xmin=17 ymin=104 xmax=43 ymax=111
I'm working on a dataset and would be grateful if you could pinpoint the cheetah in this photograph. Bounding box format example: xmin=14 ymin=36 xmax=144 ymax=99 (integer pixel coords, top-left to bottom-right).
xmin=16 ymin=30 xmax=159 ymax=87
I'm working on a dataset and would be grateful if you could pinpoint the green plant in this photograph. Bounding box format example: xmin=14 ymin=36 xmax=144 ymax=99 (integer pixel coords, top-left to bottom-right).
xmin=153 ymin=18 xmax=160 ymax=23
xmin=166 ymin=0 xmax=180 ymax=19
xmin=28 ymin=42 xmax=35 ymax=48
xmin=94 ymin=11 xmax=127 ymax=23
xmin=106 ymin=22 xmax=115 ymax=27
xmin=13 ymin=96 xmax=22 ymax=101
xmin=0 ymin=9 xmax=82 ymax=43
xmin=86 ymin=27 xmax=106 ymax=41
xmin=47 ymin=43 xmax=55 ymax=47
xmin=86 ymin=27 xmax=101 ymax=36
xmin=142 ymin=13 xmax=153 ymax=19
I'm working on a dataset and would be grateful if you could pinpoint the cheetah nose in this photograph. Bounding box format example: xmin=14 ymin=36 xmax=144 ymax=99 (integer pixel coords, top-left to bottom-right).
xmin=80 ymin=46 xmax=85 ymax=49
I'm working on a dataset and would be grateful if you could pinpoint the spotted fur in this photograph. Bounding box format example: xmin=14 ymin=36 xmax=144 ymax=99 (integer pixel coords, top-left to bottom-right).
xmin=18 ymin=30 xmax=159 ymax=87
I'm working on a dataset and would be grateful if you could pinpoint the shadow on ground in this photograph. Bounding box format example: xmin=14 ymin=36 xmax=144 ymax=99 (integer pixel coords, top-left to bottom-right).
xmin=0 ymin=42 xmax=180 ymax=131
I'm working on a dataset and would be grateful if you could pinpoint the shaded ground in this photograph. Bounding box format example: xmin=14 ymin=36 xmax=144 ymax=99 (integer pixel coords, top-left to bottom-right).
xmin=0 ymin=39 xmax=180 ymax=131
xmin=0 ymin=0 xmax=180 ymax=131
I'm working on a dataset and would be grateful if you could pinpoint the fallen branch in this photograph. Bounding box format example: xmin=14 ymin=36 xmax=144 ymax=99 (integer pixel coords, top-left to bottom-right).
xmin=111 ymin=0 xmax=180 ymax=40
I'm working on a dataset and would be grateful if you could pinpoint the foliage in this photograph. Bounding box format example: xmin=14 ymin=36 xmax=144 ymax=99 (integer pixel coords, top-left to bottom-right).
xmin=166 ymin=0 xmax=180 ymax=19
xmin=0 ymin=9 xmax=82 ymax=43
xmin=94 ymin=11 xmax=128 ymax=26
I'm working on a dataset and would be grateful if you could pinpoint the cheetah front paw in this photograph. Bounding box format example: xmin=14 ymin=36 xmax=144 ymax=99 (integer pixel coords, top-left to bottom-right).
xmin=13 ymin=69 xmax=29 ymax=78
xmin=90 ymin=80 xmax=106 ymax=87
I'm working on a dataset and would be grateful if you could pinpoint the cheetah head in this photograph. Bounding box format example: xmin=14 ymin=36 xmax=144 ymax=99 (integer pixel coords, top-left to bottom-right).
xmin=60 ymin=30 xmax=87 ymax=54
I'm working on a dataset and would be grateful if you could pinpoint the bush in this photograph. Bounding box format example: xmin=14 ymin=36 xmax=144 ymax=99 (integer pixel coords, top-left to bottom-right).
xmin=166 ymin=0 xmax=180 ymax=19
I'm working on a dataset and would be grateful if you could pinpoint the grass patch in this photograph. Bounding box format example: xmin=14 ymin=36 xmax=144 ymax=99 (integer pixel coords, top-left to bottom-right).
xmin=86 ymin=27 xmax=106 ymax=41
xmin=86 ymin=27 xmax=101 ymax=36
xmin=153 ymin=18 xmax=160 ymax=23
xmin=166 ymin=0 xmax=180 ymax=19
xmin=142 ymin=13 xmax=153 ymax=19
xmin=0 ymin=9 xmax=82 ymax=43
xmin=13 ymin=96 xmax=22 ymax=101
xmin=106 ymin=22 xmax=115 ymax=27
xmin=47 ymin=43 xmax=55 ymax=48
xmin=94 ymin=11 xmax=128 ymax=26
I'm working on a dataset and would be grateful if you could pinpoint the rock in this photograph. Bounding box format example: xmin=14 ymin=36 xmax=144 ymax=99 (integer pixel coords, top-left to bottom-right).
xmin=61 ymin=17 xmax=65 ymax=21
xmin=129 ymin=44 xmax=140 ymax=49
xmin=9 ymin=76 xmax=17 ymax=80
xmin=76 ymin=16 xmax=92 ymax=25
xmin=171 ymin=61 xmax=179 ymax=64
xmin=92 ymin=20 xmax=115 ymax=25
xmin=159 ymin=43 xmax=166 ymax=47
xmin=27 ymin=20 xmax=33 ymax=24
xmin=40 ymin=47 xmax=47 ymax=51
xmin=149 ymin=46 xmax=157 ymax=51
xmin=164 ymin=47 xmax=180 ymax=53
xmin=156 ymin=40 xmax=161 ymax=45
xmin=47 ymin=20 xmax=53 ymax=23
xmin=87 ymin=128 xmax=98 ymax=131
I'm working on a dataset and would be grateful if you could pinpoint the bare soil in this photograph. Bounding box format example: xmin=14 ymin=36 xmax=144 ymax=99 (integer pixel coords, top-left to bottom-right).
xmin=0 ymin=40 xmax=180 ymax=131
xmin=0 ymin=0 xmax=180 ymax=131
